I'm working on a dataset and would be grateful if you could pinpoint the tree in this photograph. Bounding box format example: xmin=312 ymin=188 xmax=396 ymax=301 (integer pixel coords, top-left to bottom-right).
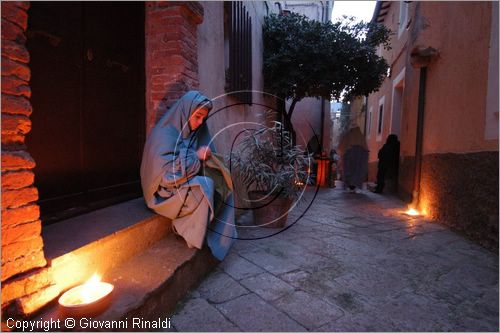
xmin=263 ymin=13 xmax=391 ymax=126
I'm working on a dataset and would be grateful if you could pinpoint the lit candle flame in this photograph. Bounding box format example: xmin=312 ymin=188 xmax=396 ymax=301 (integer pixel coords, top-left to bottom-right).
xmin=405 ymin=208 xmax=420 ymax=216
xmin=59 ymin=273 xmax=113 ymax=306
xmin=81 ymin=273 xmax=102 ymax=303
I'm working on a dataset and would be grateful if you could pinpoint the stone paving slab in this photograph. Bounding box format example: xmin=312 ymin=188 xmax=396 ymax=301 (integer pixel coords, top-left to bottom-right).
xmin=370 ymin=292 xmax=456 ymax=331
xmin=218 ymin=253 xmax=265 ymax=280
xmin=215 ymin=294 xmax=306 ymax=331
xmin=172 ymin=298 xmax=240 ymax=332
xmin=238 ymin=247 xmax=301 ymax=275
xmin=316 ymin=307 xmax=407 ymax=332
xmin=240 ymin=272 xmax=295 ymax=301
xmin=272 ymin=290 xmax=344 ymax=330
xmin=168 ymin=188 xmax=499 ymax=332
xmin=197 ymin=269 xmax=249 ymax=304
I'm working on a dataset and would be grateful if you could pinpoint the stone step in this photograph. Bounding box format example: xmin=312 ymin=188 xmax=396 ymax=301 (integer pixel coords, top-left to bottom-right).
xmin=39 ymin=234 xmax=217 ymax=331
xmin=42 ymin=198 xmax=172 ymax=296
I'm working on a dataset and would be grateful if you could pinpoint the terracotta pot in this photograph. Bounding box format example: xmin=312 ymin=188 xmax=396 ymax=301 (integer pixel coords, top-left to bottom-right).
xmin=248 ymin=191 xmax=293 ymax=228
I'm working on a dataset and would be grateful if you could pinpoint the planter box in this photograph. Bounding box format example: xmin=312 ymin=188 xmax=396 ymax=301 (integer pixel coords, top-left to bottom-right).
xmin=248 ymin=191 xmax=292 ymax=228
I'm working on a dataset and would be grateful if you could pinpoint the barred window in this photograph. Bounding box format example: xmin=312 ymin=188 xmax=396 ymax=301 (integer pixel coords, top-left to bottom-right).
xmin=224 ymin=1 xmax=252 ymax=104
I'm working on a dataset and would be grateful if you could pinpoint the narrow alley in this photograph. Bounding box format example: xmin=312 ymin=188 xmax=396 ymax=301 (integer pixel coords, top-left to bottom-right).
xmin=1 ymin=2 xmax=498 ymax=330
xmin=169 ymin=187 xmax=499 ymax=332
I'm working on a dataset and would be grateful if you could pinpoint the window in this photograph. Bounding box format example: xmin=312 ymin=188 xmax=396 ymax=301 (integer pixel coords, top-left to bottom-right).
xmin=367 ymin=107 xmax=373 ymax=137
xmin=378 ymin=105 xmax=384 ymax=134
xmin=390 ymin=68 xmax=405 ymax=138
xmin=398 ymin=1 xmax=408 ymax=38
xmin=224 ymin=1 xmax=252 ymax=104
xmin=377 ymin=96 xmax=385 ymax=141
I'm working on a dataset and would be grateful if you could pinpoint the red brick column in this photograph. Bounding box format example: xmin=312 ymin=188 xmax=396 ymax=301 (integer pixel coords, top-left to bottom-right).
xmin=1 ymin=1 xmax=49 ymax=312
xmin=145 ymin=1 xmax=204 ymax=134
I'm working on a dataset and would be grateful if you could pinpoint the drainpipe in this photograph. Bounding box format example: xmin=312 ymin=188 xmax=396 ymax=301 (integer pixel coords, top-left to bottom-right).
xmin=412 ymin=66 xmax=427 ymax=206
xmin=363 ymin=95 xmax=368 ymax=135
xmin=410 ymin=46 xmax=438 ymax=208
xmin=320 ymin=98 xmax=325 ymax=152
xmin=320 ymin=1 xmax=328 ymax=153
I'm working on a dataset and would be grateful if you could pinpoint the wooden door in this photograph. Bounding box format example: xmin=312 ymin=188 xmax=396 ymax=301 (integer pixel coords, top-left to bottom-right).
xmin=26 ymin=2 xmax=145 ymax=224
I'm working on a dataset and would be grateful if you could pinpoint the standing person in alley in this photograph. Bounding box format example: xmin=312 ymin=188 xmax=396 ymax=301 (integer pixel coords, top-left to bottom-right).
xmin=337 ymin=126 xmax=369 ymax=192
xmin=374 ymin=134 xmax=400 ymax=194
xmin=140 ymin=91 xmax=237 ymax=260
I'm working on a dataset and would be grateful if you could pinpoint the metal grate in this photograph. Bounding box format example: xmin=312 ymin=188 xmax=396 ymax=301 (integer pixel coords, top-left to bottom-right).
xmin=226 ymin=1 xmax=252 ymax=104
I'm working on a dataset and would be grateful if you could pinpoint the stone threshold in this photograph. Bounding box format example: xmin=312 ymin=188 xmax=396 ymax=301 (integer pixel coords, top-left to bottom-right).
xmin=22 ymin=198 xmax=218 ymax=328
xmin=42 ymin=199 xmax=172 ymax=296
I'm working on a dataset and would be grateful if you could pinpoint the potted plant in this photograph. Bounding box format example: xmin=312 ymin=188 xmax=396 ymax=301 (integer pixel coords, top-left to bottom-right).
xmin=230 ymin=120 xmax=309 ymax=228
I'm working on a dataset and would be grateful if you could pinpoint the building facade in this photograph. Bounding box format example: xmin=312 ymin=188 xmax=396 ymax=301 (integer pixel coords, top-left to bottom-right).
xmin=365 ymin=1 xmax=499 ymax=250
xmin=1 ymin=0 xmax=271 ymax=317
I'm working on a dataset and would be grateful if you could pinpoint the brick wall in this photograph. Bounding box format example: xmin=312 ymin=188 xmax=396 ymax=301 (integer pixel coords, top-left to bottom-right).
xmin=1 ymin=1 xmax=55 ymax=316
xmin=145 ymin=1 xmax=204 ymax=133
xmin=1 ymin=1 xmax=46 ymax=282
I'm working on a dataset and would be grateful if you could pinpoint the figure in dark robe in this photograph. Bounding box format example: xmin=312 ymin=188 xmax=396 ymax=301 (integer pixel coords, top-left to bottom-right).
xmin=337 ymin=126 xmax=369 ymax=191
xmin=375 ymin=134 xmax=400 ymax=194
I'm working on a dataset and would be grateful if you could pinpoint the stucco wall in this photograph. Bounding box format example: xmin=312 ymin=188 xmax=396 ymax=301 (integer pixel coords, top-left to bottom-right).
xmin=367 ymin=1 xmax=498 ymax=169
xmin=283 ymin=1 xmax=333 ymax=23
xmin=418 ymin=2 xmax=497 ymax=154
xmin=196 ymin=2 xmax=225 ymax=108
xmin=197 ymin=1 xmax=335 ymax=209
xmin=291 ymin=98 xmax=331 ymax=153
xmin=197 ymin=1 xmax=273 ymax=211
xmin=367 ymin=1 xmax=414 ymax=166
xmin=197 ymin=2 xmax=272 ymax=154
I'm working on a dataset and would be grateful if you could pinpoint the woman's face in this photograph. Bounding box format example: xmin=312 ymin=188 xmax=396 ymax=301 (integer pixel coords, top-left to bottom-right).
xmin=188 ymin=107 xmax=209 ymax=131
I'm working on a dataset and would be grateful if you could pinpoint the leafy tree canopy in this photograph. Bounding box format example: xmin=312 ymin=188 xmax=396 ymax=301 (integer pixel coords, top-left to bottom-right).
xmin=263 ymin=13 xmax=392 ymax=112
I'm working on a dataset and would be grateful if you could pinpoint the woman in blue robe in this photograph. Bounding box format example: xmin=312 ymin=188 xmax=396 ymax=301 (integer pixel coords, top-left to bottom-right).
xmin=140 ymin=91 xmax=237 ymax=260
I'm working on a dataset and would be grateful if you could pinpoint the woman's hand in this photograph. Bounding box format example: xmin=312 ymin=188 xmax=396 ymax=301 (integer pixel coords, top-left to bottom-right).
xmin=197 ymin=146 xmax=212 ymax=161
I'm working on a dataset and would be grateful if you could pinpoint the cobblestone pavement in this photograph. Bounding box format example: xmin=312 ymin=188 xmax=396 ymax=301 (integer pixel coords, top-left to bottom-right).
xmin=168 ymin=188 xmax=499 ymax=332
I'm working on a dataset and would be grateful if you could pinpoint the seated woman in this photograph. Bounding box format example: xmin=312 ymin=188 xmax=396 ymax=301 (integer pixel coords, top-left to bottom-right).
xmin=140 ymin=91 xmax=237 ymax=260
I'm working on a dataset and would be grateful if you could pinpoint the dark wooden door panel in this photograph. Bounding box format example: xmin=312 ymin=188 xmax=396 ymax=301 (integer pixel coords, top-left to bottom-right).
xmin=83 ymin=2 xmax=145 ymax=190
xmin=26 ymin=2 xmax=84 ymax=200
xmin=26 ymin=2 xmax=145 ymax=223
